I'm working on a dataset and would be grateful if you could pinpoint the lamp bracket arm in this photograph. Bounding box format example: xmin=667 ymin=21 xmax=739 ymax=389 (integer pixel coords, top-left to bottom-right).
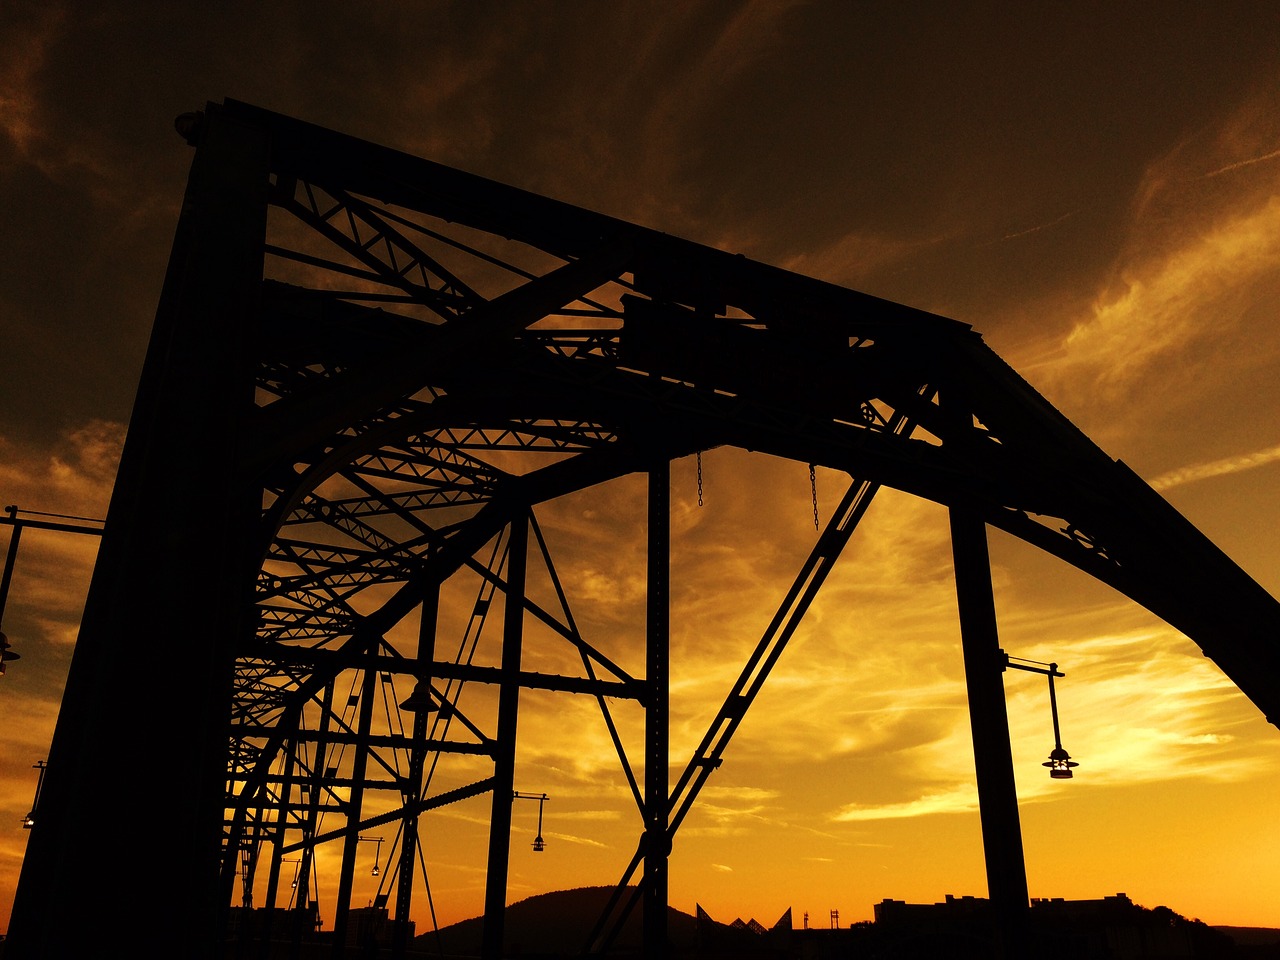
xmin=1000 ymin=649 xmax=1064 ymax=677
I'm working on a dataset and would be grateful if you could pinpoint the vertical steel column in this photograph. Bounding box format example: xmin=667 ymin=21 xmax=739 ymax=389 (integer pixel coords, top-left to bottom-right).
xmin=297 ymin=680 xmax=335 ymax=915
xmin=482 ymin=515 xmax=529 ymax=960
xmin=7 ymin=103 xmax=269 ymax=960
xmin=240 ymin=816 xmax=260 ymax=907
xmin=393 ymin=583 xmax=440 ymax=960
xmin=251 ymin=736 xmax=299 ymax=960
xmin=331 ymin=656 xmax=381 ymax=958
xmin=644 ymin=461 xmax=671 ymax=959
xmin=950 ymin=507 xmax=1029 ymax=953
xmin=293 ymin=680 xmax=335 ymax=955
xmin=263 ymin=738 xmax=299 ymax=909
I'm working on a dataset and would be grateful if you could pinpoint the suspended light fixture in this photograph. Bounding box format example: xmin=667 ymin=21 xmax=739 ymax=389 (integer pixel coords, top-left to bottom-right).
xmin=358 ymin=835 xmax=384 ymax=877
xmin=0 ymin=631 xmax=19 ymax=678
xmin=1004 ymin=652 xmax=1079 ymax=780
xmin=398 ymin=680 xmax=437 ymax=714
xmin=513 ymin=791 xmax=549 ymax=852
xmin=21 ymin=760 xmax=47 ymax=829
xmin=1044 ymin=746 xmax=1078 ymax=779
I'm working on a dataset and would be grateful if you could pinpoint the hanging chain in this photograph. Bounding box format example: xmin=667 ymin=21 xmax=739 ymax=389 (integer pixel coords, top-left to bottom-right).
xmin=696 ymin=450 xmax=704 ymax=507
xmin=809 ymin=463 xmax=818 ymax=530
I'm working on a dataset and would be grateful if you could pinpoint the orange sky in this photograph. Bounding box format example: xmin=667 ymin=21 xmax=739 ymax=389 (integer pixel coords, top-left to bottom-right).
xmin=3 ymin=0 xmax=1280 ymax=936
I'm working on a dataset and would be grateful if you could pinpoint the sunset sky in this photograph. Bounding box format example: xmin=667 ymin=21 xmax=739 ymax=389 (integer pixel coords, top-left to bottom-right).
xmin=3 ymin=1 xmax=1280 ymax=937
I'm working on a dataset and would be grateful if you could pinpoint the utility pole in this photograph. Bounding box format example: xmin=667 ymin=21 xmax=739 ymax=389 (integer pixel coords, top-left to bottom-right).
xmin=0 ymin=506 xmax=105 ymax=675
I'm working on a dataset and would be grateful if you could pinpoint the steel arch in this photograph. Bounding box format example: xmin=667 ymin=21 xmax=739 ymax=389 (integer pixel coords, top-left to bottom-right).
xmin=9 ymin=100 xmax=1279 ymax=960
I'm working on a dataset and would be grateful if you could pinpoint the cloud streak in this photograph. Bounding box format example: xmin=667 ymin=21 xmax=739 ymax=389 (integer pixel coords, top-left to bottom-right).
xmin=834 ymin=785 xmax=978 ymax=822
xmin=1149 ymin=442 xmax=1280 ymax=491
xmin=1202 ymin=145 xmax=1280 ymax=179
xmin=1055 ymin=194 xmax=1280 ymax=396
xmin=1011 ymin=78 xmax=1280 ymax=481
xmin=0 ymin=420 xmax=123 ymax=515
xmin=1001 ymin=210 xmax=1078 ymax=242
xmin=0 ymin=5 xmax=64 ymax=157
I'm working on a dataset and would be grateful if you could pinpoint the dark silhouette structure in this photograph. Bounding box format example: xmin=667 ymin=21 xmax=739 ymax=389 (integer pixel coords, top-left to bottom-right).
xmin=7 ymin=100 xmax=1280 ymax=959
xmin=871 ymin=894 xmax=1241 ymax=959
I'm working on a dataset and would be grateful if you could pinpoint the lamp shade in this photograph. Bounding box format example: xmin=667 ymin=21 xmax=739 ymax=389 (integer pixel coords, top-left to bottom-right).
xmin=1043 ymin=746 xmax=1079 ymax=779
xmin=398 ymin=681 xmax=437 ymax=713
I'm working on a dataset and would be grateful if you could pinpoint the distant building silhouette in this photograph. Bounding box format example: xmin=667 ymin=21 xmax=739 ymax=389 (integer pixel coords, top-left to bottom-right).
xmin=695 ymin=904 xmax=792 ymax=956
xmin=866 ymin=892 xmax=1240 ymax=959
xmin=694 ymin=893 xmax=1243 ymax=959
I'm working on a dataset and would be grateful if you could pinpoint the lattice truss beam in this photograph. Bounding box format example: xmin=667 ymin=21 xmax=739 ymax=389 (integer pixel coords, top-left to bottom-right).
xmin=19 ymin=100 xmax=1277 ymax=959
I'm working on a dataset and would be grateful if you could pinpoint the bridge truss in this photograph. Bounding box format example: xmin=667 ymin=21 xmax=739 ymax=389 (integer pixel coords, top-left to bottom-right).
xmin=10 ymin=100 xmax=1280 ymax=959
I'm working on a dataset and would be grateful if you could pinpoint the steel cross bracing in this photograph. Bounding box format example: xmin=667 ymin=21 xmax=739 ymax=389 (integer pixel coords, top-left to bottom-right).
xmin=582 ymin=394 xmax=925 ymax=953
xmin=8 ymin=98 xmax=1280 ymax=960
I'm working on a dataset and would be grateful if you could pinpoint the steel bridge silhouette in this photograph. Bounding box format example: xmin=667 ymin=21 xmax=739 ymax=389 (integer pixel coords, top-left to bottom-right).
xmin=9 ymin=100 xmax=1279 ymax=959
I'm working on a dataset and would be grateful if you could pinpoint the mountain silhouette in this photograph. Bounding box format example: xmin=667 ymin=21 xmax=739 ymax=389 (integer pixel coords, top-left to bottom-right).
xmin=412 ymin=886 xmax=698 ymax=957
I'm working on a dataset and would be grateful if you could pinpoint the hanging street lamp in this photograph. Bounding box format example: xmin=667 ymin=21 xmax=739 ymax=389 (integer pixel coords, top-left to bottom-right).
xmin=513 ymin=791 xmax=549 ymax=852
xmin=1003 ymin=652 xmax=1079 ymax=779
xmin=358 ymin=835 xmax=384 ymax=877
xmin=21 ymin=760 xmax=48 ymax=829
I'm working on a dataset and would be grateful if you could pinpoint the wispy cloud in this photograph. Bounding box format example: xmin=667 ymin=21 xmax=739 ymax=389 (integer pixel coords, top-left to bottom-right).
xmin=1202 ymin=146 xmax=1280 ymax=179
xmin=543 ymin=832 xmax=610 ymax=849
xmin=781 ymin=228 xmax=951 ymax=287
xmin=1001 ymin=210 xmax=1078 ymax=242
xmin=0 ymin=5 xmax=129 ymax=198
xmin=1038 ymin=624 xmax=1265 ymax=785
xmin=1149 ymin=442 xmax=1280 ymax=491
xmin=0 ymin=5 xmax=65 ymax=155
xmin=1053 ymin=194 xmax=1280 ymax=396
xmin=819 ymin=603 xmax=1274 ymax=826
xmin=0 ymin=419 xmax=123 ymax=514
xmin=1015 ymin=82 xmax=1280 ymax=462
xmin=834 ymin=785 xmax=978 ymax=822
xmin=0 ymin=422 xmax=117 ymax=650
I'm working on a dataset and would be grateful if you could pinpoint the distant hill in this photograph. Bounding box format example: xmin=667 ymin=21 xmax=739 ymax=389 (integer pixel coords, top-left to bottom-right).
xmin=1214 ymin=925 xmax=1280 ymax=951
xmin=412 ymin=886 xmax=699 ymax=957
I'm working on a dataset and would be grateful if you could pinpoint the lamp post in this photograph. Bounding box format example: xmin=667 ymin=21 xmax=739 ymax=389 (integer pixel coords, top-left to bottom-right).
xmin=512 ymin=792 xmax=549 ymax=852
xmin=21 ymin=760 xmax=48 ymax=829
xmin=0 ymin=505 xmax=105 ymax=677
xmin=1003 ymin=652 xmax=1079 ymax=779
xmin=1 ymin=505 xmax=24 ymax=678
